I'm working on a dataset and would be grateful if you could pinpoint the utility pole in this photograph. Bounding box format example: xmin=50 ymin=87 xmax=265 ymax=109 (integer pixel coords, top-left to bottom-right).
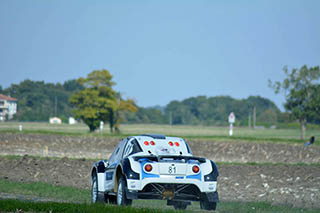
xmin=248 ymin=112 xmax=251 ymax=129
xmin=253 ymin=106 xmax=256 ymax=129
xmin=55 ymin=96 xmax=57 ymax=117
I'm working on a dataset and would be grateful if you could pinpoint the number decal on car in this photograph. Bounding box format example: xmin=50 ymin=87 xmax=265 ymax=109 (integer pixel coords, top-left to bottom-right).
xmin=168 ymin=165 xmax=176 ymax=174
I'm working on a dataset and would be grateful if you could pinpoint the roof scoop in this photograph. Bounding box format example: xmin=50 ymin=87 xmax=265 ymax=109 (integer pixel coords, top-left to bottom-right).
xmin=140 ymin=134 xmax=166 ymax=139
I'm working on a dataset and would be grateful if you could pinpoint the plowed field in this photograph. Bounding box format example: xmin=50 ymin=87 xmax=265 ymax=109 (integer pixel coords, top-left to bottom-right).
xmin=0 ymin=133 xmax=319 ymax=209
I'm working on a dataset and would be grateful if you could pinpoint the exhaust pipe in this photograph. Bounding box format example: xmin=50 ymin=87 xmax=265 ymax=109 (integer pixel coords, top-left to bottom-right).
xmin=162 ymin=189 xmax=174 ymax=199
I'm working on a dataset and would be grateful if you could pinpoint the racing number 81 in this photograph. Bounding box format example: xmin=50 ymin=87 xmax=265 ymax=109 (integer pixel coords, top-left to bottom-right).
xmin=168 ymin=166 xmax=176 ymax=174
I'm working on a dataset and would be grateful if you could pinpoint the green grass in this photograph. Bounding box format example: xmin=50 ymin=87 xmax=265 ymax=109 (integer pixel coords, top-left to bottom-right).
xmin=0 ymin=179 xmax=319 ymax=212
xmin=119 ymin=124 xmax=320 ymax=142
xmin=0 ymin=199 xmax=318 ymax=213
xmin=1 ymin=122 xmax=320 ymax=144
xmin=0 ymin=199 xmax=173 ymax=213
xmin=216 ymin=201 xmax=319 ymax=213
xmin=0 ymin=179 xmax=90 ymax=203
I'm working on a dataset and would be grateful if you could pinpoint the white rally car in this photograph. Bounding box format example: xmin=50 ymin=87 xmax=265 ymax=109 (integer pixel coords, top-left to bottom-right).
xmin=91 ymin=134 xmax=219 ymax=210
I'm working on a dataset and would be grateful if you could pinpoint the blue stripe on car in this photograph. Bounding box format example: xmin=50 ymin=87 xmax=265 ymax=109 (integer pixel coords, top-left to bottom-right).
xmin=187 ymin=159 xmax=199 ymax=164
xmin=142 ymin=172 xmax=160 ymax=179
xmin=186 ymin=172 xmax=202 ymax=181
xmin=139 ymin=159 xmax=160 ymax=180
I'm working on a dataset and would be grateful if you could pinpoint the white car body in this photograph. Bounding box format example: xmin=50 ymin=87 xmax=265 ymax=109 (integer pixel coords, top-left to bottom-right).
xmin=91 ymin=134 xmax=219 ymax=210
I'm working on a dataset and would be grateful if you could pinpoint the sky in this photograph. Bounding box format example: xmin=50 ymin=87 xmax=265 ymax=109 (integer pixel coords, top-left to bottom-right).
xmin=0 ymin=1 xmax=319 ymax=110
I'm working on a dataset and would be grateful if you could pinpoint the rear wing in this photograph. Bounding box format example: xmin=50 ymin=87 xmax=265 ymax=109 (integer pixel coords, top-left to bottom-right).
xmin=133 ymin=155 xmax=207 ymax=163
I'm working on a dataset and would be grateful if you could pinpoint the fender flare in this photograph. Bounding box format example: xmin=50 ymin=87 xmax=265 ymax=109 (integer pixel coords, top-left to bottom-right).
xmin=204 ymin=160 xmax=219 ymax=182
xmin=91 ymin=160 xmax=108 ymax=184
xmin=121 ymin=158 xmax=140 ymax=180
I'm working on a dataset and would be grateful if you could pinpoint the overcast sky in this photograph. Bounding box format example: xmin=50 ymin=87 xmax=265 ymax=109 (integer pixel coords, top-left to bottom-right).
xmin=0 ymin=1 xmax=319 ymax=110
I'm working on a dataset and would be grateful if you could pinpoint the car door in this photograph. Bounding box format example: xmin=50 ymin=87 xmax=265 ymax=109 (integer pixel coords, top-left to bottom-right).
xmin=105 ymin=138 xmax=128 ymax=191
xmin=122 ymin=138 xmax=143 ymax=159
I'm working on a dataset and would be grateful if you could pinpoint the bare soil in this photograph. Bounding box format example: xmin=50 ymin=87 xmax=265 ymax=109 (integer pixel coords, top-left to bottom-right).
xmin=0 ymin=133 xmax=319 ymax=163
xmin=0 ymin=133 xmax=320 ymax=209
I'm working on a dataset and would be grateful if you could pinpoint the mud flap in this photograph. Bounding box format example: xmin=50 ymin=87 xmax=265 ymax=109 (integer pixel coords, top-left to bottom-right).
xmin=125 ymin=188 xmax=138 ymax=200
xmin=206 ymin=191 xmax=219 ymax=202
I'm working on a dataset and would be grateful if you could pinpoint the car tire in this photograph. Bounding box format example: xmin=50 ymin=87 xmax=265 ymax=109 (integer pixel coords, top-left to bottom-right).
xmin=116 ymin=176 xmax=132 ymax=206
xmin=173 ymin=201 xmax=188 ymax=210
xmin=200 ymin=194 xmax=217 ymax=211
xmin=91 ymin=173 xmax=106 ymax=203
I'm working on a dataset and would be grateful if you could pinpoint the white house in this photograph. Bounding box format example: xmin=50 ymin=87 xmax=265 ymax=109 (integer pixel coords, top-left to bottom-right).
xmin=49 ymin=117 xmax=62 ymax=124
xmin=68 ymin=117 xmax=77 ymax=125
xmin=0 ymin=94 xmax=17 ymax=121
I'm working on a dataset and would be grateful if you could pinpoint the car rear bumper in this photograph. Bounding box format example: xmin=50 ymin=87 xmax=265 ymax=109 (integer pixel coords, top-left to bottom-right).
xmin=127 ymin=176 xmax=217 ymax=192
xmin=126 ymin=186 xmax=219 ymax=202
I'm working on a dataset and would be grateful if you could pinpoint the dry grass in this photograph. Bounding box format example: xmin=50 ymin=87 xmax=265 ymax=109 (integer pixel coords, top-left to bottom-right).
xmin=1 ymin=122 xmax=319 ymax=141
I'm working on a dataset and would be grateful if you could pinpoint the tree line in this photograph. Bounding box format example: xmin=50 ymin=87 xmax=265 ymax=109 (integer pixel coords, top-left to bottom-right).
xmin=0 ymin=76 xmax=288 ymax=127
xmin=123 ymin=95 xmax=285 ymax=127
xmin=1 ymin=79 xmax=83 ymax=122
xmin=1 ymin=66 xmax=320 ymax=138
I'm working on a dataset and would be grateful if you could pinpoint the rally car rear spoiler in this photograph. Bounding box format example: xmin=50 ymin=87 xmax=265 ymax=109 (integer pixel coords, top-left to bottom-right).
xmin=133 ymin=155 xmax=207 ymax=163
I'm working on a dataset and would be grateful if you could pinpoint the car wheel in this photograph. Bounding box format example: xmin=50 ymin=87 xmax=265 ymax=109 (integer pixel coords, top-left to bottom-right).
xmin=200 ymin=194 xmax=217 ymax=210
xmin=117 ymin=176 xmax=132 ymax=206
xmin=173 ymin=201 xmax=188 ymax=210
xmin=91 ymin=173 xmax=106 ymax=203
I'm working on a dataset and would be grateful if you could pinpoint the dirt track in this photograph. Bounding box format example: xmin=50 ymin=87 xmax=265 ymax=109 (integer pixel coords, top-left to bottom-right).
xmin=0 ymin=133 xmax=320 ymax=209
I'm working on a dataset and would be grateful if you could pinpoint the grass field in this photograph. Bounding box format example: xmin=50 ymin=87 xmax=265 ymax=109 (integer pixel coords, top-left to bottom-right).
xmin=2 ymin=199 xmax=318 ymax=213
xmin=1 ymin=122 xmax=320 ymax=143
xmin=0 ymin=179 xmax=89 ymax=203
xmin=0 ymin=179 xmax=317 ymax=213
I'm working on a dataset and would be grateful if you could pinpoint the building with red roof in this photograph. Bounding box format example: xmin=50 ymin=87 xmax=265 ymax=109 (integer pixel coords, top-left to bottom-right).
xmin=0 ymin=94 xmax=17 ymax=121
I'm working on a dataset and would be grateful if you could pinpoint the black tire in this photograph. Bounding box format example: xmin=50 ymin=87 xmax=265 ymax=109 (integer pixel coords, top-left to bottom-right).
xmin=173 ymin=201 xmax=188 ymax=210
xmin=116 ymin=176 xmax=132 ymax=206
xmin=200 ymin=194 xmax=217 ymax=211
xmin=91 ymin=173 xmax=106 ymax=203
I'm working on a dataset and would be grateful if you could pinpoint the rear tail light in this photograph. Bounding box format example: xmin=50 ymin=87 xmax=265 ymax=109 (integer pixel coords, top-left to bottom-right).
xmin=144 ymin=141 xmax=149 ymax=146
xmin=144 ymin=164 xmax=153 ymax=172
xmin=168 ymin=141 xmax=173 ymax=146
xmin=150 ymin=141 xmax=155 ymax=146
xmin=192 ymin=165 xmax=200 ymax=173
xmin=174 ymin=142 xmax=180 ymax=147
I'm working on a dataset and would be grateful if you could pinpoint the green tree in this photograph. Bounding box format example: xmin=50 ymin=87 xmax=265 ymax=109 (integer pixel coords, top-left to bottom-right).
xmin=165 ymin=100 xmax=198 ymax=125
xmin=111 ymin=94 xmax=138 ymax=133
xmin=69 ymin=88 xmax=115 ymax=132
xmin=4 ymin=80 xmax=75 ymax=121
xmin=69 ymin=69 xmax=137 ymax=132
xmin=257 ymin=109 xmax=278 ymax=125
xmin=63 ymin=79 xmax=84 ymax=92
xmin=162 ymin=95 xmax=280 ymax=126
xmin=123 ymin=107 xmax=165 ymax=124
xmin=269 ymin=65 xmax=320 ymax=139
